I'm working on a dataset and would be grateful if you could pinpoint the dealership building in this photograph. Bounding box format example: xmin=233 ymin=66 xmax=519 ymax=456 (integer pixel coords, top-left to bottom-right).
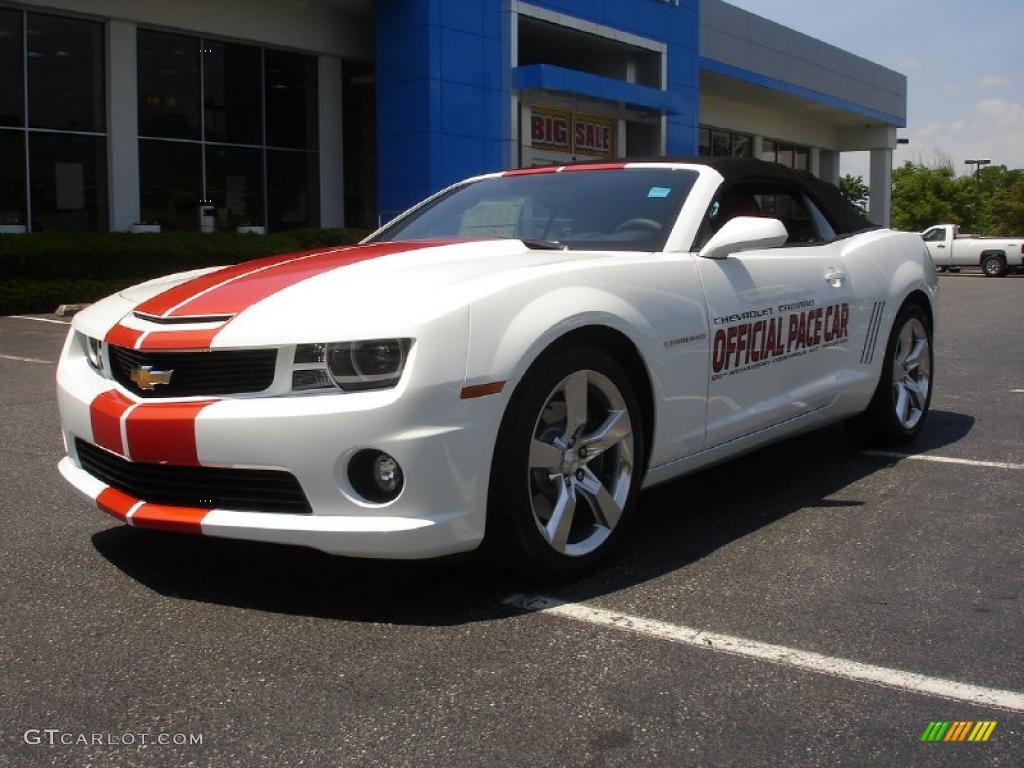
xmin=0 ymin=0 xmax=906 ymax=235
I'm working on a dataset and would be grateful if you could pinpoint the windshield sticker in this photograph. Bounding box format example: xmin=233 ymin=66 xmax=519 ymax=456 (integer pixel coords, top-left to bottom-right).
xmin=647 ymin=186 xmax=672 ymax=199
xmin=457 ymin=198 xmax=525 ymax=238
xmin=709 ymin=301 xmax=849 ymax=381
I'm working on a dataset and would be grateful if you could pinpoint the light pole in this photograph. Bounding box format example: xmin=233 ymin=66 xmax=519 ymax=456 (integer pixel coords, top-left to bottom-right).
xmin=964 ymin=159 xmax=991 ymax=181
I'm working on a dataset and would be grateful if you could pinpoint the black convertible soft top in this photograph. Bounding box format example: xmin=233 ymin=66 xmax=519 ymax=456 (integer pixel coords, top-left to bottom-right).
xmin=557 ymin=156 xmax=877 ymax=236
xmin=695 ymin=157 xmax=876 ymax=235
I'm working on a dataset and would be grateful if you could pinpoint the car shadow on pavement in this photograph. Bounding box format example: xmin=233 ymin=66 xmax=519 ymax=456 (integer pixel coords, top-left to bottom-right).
xmin=91 ymin=409 xmax=974 ymax=626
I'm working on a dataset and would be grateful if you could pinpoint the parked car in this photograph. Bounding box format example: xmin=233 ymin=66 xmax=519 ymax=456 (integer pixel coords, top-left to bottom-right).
xmin=922 ymin=223 xmax=1024 ymax=277
xmin=57 ymin=159 xmax=937 ymax=578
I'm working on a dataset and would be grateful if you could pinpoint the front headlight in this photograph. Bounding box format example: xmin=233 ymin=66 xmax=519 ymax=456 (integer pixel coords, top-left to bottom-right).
xmin=292 ymin=339 xmax=412 ymax=393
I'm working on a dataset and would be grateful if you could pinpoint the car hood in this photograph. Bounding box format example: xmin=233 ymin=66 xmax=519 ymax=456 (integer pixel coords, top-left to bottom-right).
xmin=89 ymin=238 xmax=615 ymax=348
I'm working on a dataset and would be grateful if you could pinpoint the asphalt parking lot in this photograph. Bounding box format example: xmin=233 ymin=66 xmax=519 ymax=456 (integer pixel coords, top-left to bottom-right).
xmin=1 ymin=272 xmax=1021 ymax=767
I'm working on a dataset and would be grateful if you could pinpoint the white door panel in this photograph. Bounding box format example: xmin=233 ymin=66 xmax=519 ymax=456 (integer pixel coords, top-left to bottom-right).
xmin=698 ymin=242 xmax=854 ymax=446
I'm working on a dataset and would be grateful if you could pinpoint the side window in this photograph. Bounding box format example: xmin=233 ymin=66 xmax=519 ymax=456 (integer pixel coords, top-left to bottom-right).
xmin=922 ymin=228 xmax=946 ymax=242
xmin=804 ymin=196 xmax=836 ymax=241
xmin=705 ymin=181 xmax=836 ymax=249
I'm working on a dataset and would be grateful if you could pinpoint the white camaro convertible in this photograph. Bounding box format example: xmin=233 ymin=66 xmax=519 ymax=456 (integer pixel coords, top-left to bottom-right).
xmin=57 ymin=159 xmax=937 ymax=577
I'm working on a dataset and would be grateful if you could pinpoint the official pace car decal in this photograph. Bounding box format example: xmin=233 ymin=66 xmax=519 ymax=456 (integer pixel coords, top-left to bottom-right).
xmin=710 ymin=300 xmax=849 ymax=381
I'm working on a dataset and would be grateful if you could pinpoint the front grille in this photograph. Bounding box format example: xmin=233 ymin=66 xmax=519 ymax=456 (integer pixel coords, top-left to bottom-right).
xmin=76 ymin=439 xmax=312 ymax=514
xmin=108 ymin=345 xmax=277 ymax=398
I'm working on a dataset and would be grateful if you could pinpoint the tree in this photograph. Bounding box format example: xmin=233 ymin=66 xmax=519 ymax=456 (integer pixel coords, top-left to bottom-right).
xmin=890 ymin=161 xmax=1024 ymax=236
xmin=839 ymin=174 xmax=869 ymax=213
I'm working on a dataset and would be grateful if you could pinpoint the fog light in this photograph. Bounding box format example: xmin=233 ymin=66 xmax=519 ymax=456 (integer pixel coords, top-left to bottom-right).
xmin=373 ymin=454 xmax=401 ymax=493
xmin=348 ymin=449 xmax=404 ymax=503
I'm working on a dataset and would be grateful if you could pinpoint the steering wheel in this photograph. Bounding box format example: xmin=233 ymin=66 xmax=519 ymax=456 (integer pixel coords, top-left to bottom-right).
xmin=613 ymin=218 xmax=662 ymax=233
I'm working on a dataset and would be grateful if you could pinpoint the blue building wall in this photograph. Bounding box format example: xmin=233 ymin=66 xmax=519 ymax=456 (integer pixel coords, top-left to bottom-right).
xmin=376 ymin=0 xmax=700 ymax=218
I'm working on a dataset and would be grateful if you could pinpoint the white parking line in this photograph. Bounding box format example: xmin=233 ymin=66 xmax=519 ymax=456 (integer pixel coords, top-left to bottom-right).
xmin=6 ymin=315 xmax=70 ymax=325
xmin=503 ymin=594 xmax=1024 ymax=713
xmin=0 ymin=354 xmax=54 ymax=365
xmin=862 ymin=450 xmax=1024 ymax=471
xmin=1011 ymin=389 xmax=1024 ymax=394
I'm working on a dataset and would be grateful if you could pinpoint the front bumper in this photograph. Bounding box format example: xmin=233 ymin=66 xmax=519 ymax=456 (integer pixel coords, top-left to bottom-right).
xmin=56 ymin=330 xmax=506 ymax=559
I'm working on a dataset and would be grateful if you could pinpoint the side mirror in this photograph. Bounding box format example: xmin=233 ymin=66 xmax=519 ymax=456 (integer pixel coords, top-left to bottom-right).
xmin=699 ymin=217 xmax=789 ymax=260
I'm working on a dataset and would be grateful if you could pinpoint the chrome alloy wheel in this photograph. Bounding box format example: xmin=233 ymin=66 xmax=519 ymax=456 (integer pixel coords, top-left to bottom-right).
xmin=527 ymin=370 xmax=634 ymax=557
xmin=891 ymin=317 xmax=931 ymax=430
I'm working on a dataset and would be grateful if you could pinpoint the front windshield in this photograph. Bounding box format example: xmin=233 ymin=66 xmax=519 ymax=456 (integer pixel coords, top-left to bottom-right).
xmin=371 ymin=168 xmax=699 ymax=252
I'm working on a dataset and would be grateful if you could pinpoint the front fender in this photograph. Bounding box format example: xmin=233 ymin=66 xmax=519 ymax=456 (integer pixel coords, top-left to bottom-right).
xmin=465 ymin=285 xmax=661 ymax=392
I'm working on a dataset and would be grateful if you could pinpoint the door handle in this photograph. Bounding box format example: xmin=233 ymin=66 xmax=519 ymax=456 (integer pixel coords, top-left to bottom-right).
xmin=937 ymin=244 xmax=946 ymax=249
xmin=824 ymin=269 xmax=845 ymax=288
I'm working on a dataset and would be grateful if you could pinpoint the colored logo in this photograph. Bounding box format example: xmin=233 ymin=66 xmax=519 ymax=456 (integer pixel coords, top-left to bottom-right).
xmin=920 ymin=721 xmax=997 ymax=742
xmin=130 ymin=365 xmax=173 ymax=390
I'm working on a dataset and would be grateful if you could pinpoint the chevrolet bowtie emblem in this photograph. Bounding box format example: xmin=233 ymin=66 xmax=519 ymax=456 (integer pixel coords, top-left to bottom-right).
xmin=130 ymin=365 xmax=173 ymax=390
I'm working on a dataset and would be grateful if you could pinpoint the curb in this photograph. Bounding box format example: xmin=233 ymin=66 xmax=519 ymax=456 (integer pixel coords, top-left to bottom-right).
xmin=55 ymin=304 xmax=89 ymax=317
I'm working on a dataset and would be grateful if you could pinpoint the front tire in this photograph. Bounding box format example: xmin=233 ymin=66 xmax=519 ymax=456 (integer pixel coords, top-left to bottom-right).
xmin=485 ymin=344 xmax=645 ymax=579
xmin=846 ymin=303 xmax=933 ymax=445
xmin=981 ymin=254 xmax=1007 ymax=278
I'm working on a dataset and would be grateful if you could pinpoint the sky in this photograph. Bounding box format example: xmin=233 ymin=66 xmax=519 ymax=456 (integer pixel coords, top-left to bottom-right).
xmin=723 ymin=0 xmax=1024 ymax=180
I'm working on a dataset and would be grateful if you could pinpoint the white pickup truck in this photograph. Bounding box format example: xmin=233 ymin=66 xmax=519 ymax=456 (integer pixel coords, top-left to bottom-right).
xmin=922 ymin=224 xmax=1024 ymax=277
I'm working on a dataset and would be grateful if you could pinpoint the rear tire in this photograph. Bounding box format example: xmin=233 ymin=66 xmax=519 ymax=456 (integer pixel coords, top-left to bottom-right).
xmin=981 ymin=254 xmax=1007 ymax=278
xmin=846 ymin=303 xmax=933 ymax=445
xmin=485 ymin=344 xmax=645 ymax=580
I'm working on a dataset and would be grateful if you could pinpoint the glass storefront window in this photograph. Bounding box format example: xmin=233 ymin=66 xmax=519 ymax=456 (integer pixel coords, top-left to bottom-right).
xmin=698 ymin=127 xmax=710 ymax=156
xmin=0 ymin=132 xmax=26 ymax=226
xmin=29 ymin=133 xmax=107 ymax=231
xmin=267 ymin=150 xmax=318 ymax=230
xmin=204 ymin=40 xmax=262 ymax=145
xmin=710 ymin=130 xmax=730 ymax=157
xmin=27 ymin=14 xmax=104 ymax=133
xmin=138 ymin=31 xmax=319 ymax=231
xmin=138 ymin=30 xmax=201 ymax=140
xmin=205 ymin=145 xmax=264 ymax=230
xmin=343 ymin=59 xmax=376 ymax=229
xmin=0 ymin=9 xmax=23 ymax=128
xmin=265 ymin=50 xmax=318 ymax=149
xmin=731 ymin=134 xmax=751 ymax=158
xmin=139 ymin=140 xmax=202 ymax=231
xmin=700 ymin=126 xmax=754 ymax=159
xmin=3 ymin=8 xmax=107 ymax=231
xmin=761 ymin=139 xmax=776 ymax=162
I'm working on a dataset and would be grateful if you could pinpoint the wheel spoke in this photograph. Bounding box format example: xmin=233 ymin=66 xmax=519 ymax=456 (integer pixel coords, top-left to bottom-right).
xmin=895 ymin=383 xmax=911 ymax=424
xmin=898 ymin=324 xmax=913 ymax=365
xmin=561 ymin=371 xmax=589 ymax=442
xmin=578 ymin=469 xmax=623 ymax=530
xmin=581 ymin=409 xmax=630 ymax=457
xmin=545 ymin=482 xmax=577 ymax=552
xmin=529 ymin=438 xmax=563 ymax=472
xmin=905 ymin=376 xmax=926 ymax=409
xmin=905 ymin=339 xmax=929 ymax=372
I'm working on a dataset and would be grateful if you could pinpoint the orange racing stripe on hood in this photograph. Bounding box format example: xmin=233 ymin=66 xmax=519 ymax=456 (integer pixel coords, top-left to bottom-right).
xmin=112 ymin=239 xmax=465 ymax=351
xmin=168 ymin=239 xmax=458 ymax=317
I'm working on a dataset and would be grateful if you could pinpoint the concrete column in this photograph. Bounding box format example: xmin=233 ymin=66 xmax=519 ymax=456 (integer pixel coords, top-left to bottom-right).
xmin=752 ymin=135 xmax=764 ymax=160
xmin=819 ymin=149 xmax=840 ymax=186
xmin=809 ymin=147 xmax=820 ymax=177
xmin=107 ymin=20 xmax=139 ymax=232
xmin=869 ymin=147 xmax=893 ymax=227
xmin=318 ymin=55 xmax=344 ymax=228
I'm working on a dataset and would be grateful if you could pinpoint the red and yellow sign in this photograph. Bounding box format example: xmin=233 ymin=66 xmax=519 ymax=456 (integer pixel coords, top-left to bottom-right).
xmin=529 ymin=106 xmax=616 ymax=159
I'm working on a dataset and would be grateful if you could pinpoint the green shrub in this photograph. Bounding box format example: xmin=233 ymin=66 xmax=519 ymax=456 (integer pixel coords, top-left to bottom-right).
xmin=0 ymin=228 xmax=369 ymax=314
